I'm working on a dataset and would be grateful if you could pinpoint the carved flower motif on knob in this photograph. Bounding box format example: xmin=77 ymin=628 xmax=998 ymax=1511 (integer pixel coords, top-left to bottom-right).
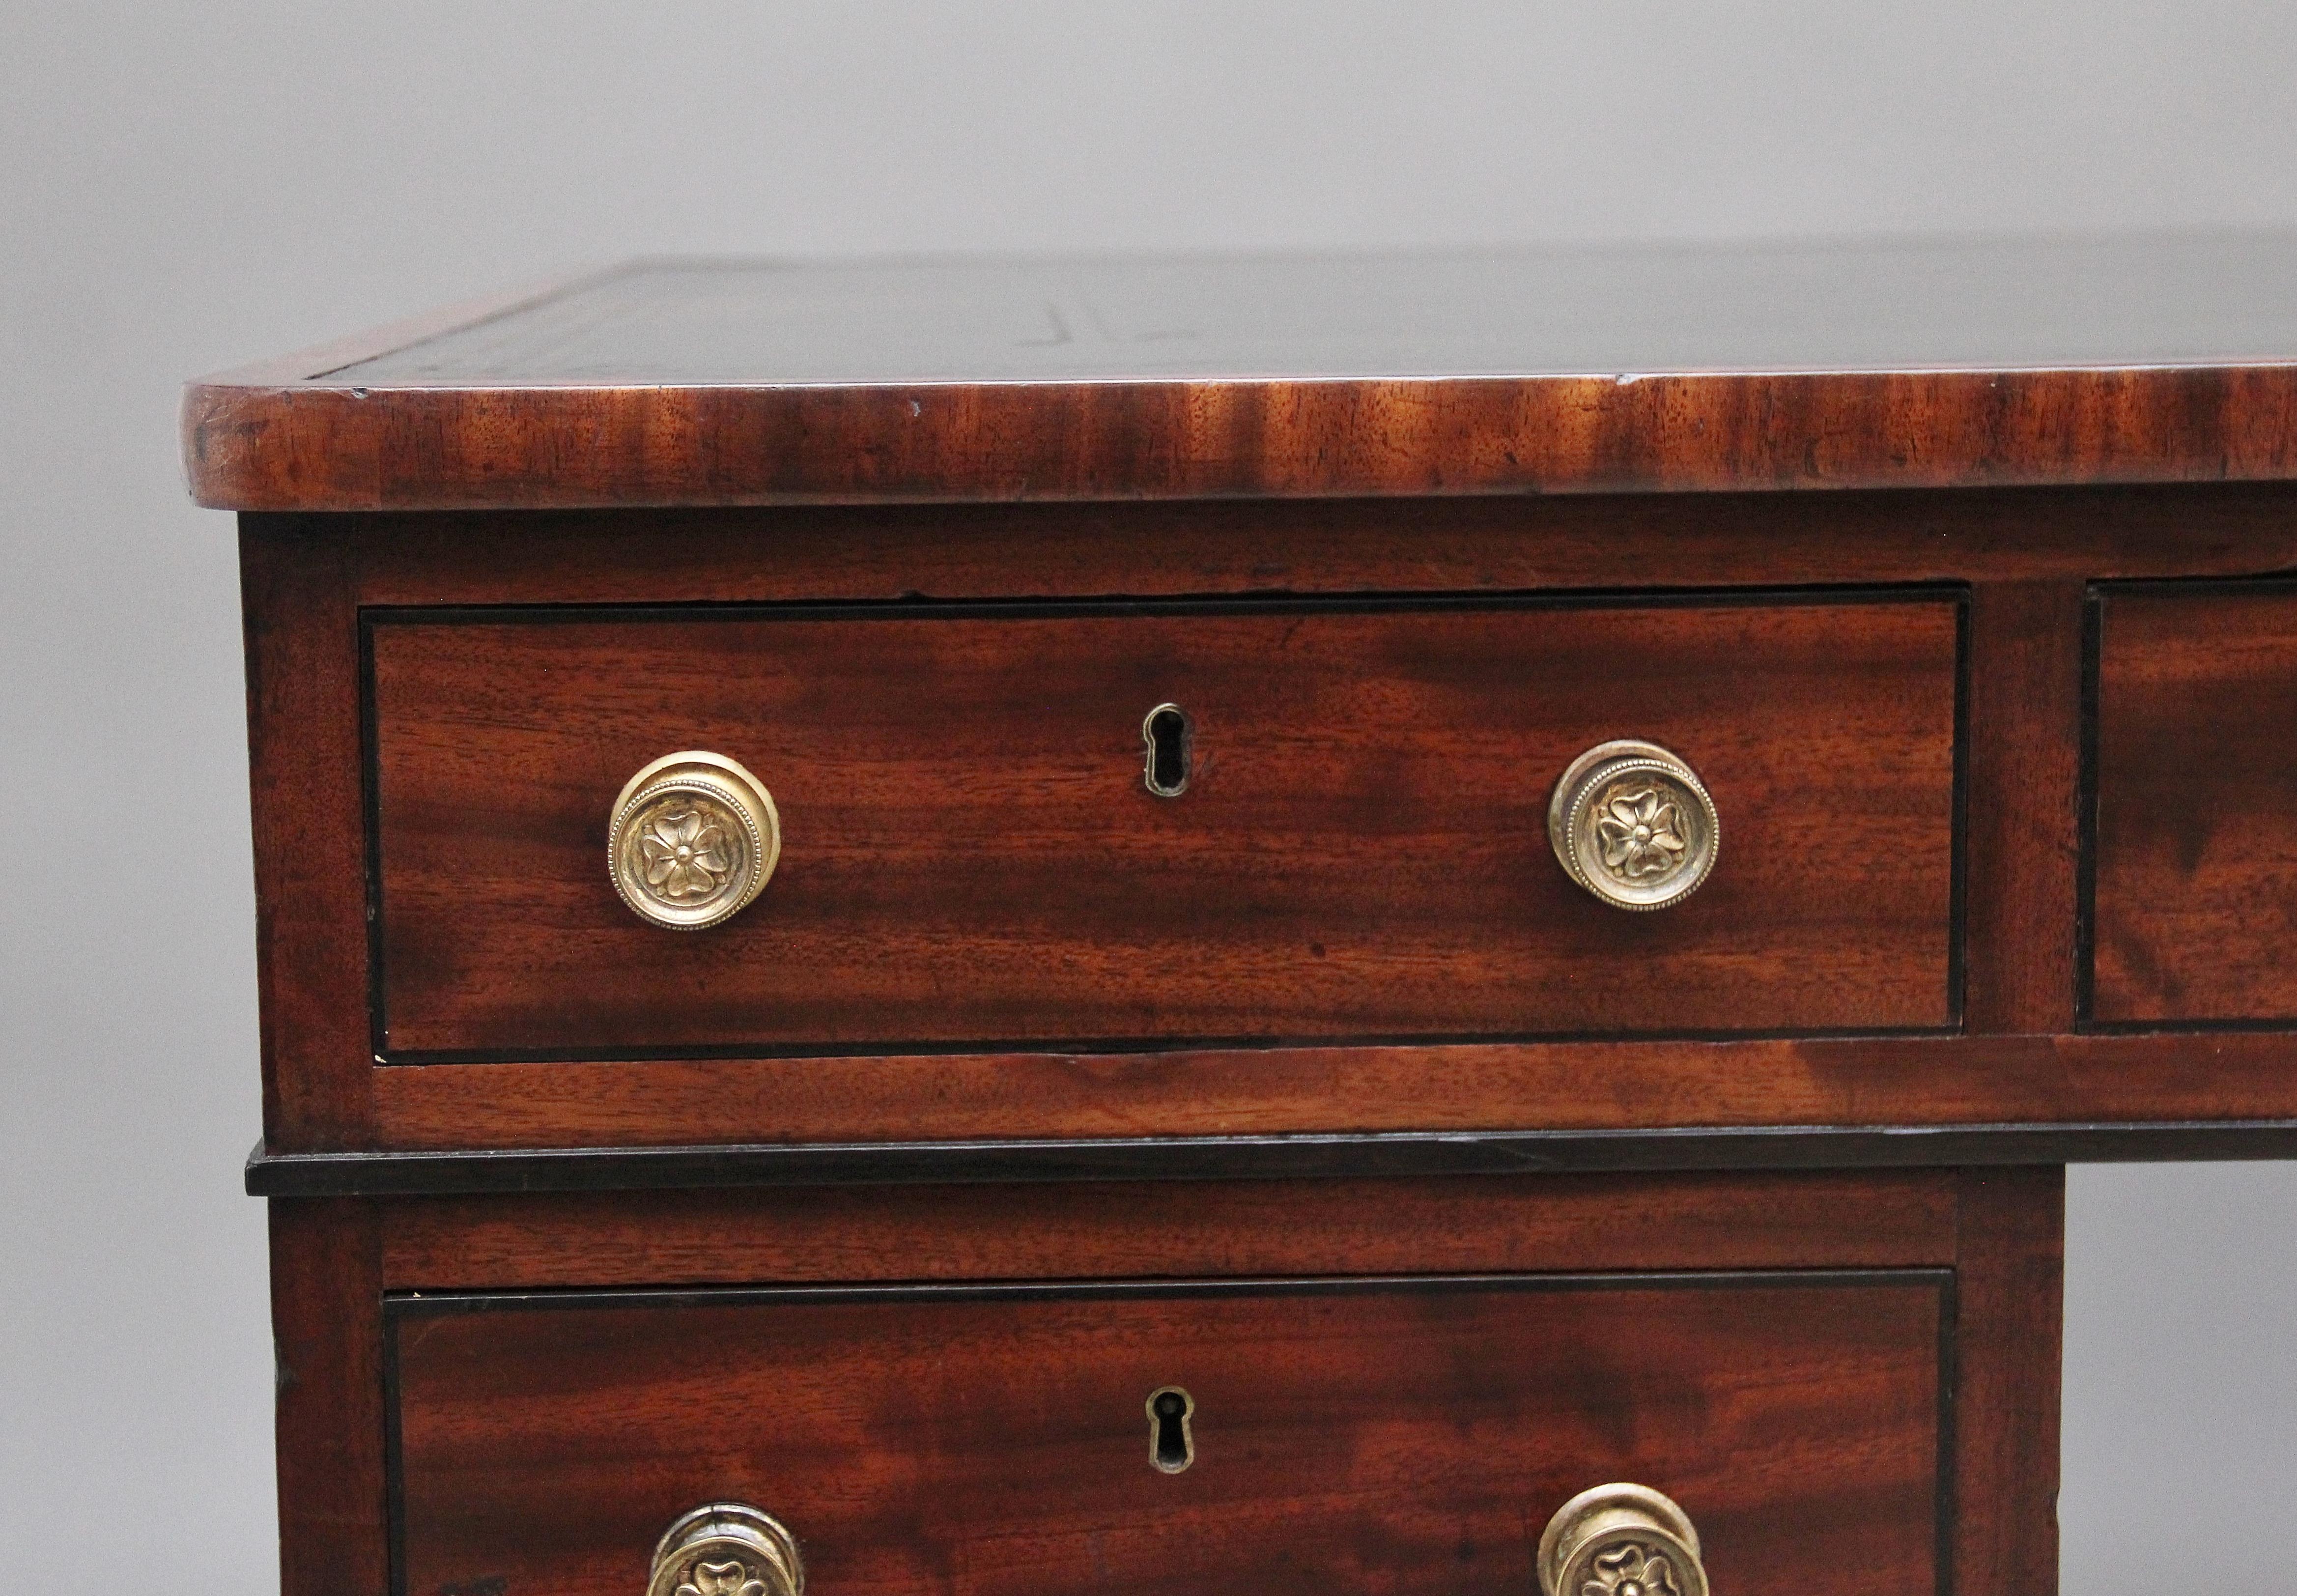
xmin=638 ymin=804 xmax=733 ymax=901
xmin=1578 ymin=1541 xmax=1685 ymax=1596
xmin=1594 ymin=783 xmax=1690 ymax=883
xmin=676 ymin=1559 xmax=768 ymax=1596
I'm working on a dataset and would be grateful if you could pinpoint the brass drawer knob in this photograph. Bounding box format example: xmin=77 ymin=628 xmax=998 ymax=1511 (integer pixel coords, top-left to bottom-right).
xmin=1548 ymin=740 xmax=1719 ymax=911
xmin=649 ymin=1503 xmax=803 ymax=1596
xmin=609 ymin=752 xmax=781 ymax=930
xmin=1538 ymin=1482 xmax=1707 ymax=1596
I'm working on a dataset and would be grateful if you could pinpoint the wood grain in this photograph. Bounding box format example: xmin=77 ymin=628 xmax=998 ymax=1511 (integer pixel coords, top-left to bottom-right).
xmin=390 ymin=1275 xmax=1945 ymax=1596
xmin=236 ymin=493 xmax=2297 ymax=1157
xmin=262 ymin=1172 xmax=2056 ymax=1596
xmin=217 ymin=252 xmax=2153 ymax=1596
xmin=377 ymin=1170 xmax=1962 ymax=1290
xmin=2091 ymin=583 xmax=2297 ymax=1023
xmin=242 ymin=519 xmax=372 ymax=1150
xmin=186 ymin=366 xmax=2297 ymax=512
xmin=181 ymin=242 xmax=2297 ymax=510
xmin=364 ymin=1029 xmax=2297 ymax=1151
xmin=270 ymin=1199 xmax=387 ymax=1596
xmin=1950 ymin=1167 xmax=2065 ymax=1596
xmin=1964 ymin=582 xmax=2084 ymax=1033
xmin=337 ymin=485 xmax=2297 ymax=607
xmin=370 ymin=598 xmax=1958 ymax=1054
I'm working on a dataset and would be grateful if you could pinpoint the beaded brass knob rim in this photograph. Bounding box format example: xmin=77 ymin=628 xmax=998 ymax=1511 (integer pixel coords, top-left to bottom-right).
xmin=1548 ymin=740 xmax=1719 ymax=912
xmin=1537 ymin=1482 xmax=1707 ymax=1596
xmin=647 ymin=1503 xmax=804 ymax=1596
xmin=609 ymin=751 xmax=781 ymax=931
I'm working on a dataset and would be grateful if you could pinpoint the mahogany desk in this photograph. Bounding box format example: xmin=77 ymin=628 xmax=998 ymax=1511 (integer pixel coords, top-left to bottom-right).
xmin=186 ymin=236 xmax=2297 ymax=1596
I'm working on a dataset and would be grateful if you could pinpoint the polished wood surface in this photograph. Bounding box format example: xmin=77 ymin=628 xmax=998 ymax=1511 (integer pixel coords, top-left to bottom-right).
xmin=210 ymin=256 xmax=2174 ymax=1596
xmin=1963 ymin=582 xmax=2084 ymax=1034
xmin=348 ymin=1032 xmax=2297 ymax=1155
xmin=341 ymin=483 xmax=2297 ymax=602
xmin=241 ymin=525 xmax=370 ymax=1152
xmin=370 ymin=597 xmax=1958 ymax=1055
xmin=185 ymin=236 xmax=2297 ymax=510
xmin=1951 ymin=1167 xmax=2065 ymax=1596
xmin=269 ymin=1199 xmax=387 ymax=1596
xmin=391 ymin=1275 xmax=1945 ymax=1596
xmin=378 ymin=1170 xmax=1964 ymax=1290
xmin=263 ymin=1172 xmax=2057 ymax=1596
xmin=2091 ymin=581 xmax=2297 ymax=1023
xmin=233 ymin=491 xmax=2297 ymax=1159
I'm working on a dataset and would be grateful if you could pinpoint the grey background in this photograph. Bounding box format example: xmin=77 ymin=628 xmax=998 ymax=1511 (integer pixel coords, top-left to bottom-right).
xmin=4 ymin=3 xmax=2295 ymax=1589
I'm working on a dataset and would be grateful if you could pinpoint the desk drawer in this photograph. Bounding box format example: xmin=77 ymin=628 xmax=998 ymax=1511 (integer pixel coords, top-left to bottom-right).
xmin=390 ymin=1274 xmax=1946 ymax=1596
xmin=369 ymin=595 xmax=1959 ymax=1057
xmin=2093 ymin=583 xmax=2297 ymax=1023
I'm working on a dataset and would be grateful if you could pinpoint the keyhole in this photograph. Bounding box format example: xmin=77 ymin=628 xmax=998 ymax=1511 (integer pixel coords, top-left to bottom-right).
xmin=1142 ymin=704 xmax=1192 ymax=798
xmin=1147 ymin=1386 xmax=1195 ymax=1473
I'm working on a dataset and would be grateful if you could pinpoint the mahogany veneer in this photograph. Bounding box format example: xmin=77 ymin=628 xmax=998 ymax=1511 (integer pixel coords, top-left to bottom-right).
xmin=369 ymin=596 xmax=1957 ymax=1056
xmin=185 ymin=240 xmax=2297 ymax=509
xmin=270 ymin=1169 xmax=2058 ymax=1596
xmin=392 ymin=1275 xmax=1947 ymax=1596
xmin=198 ymin=239 xmax=2297 ymax=1596
xmin=2091 ymin=581 xmax=2297 ymax=1025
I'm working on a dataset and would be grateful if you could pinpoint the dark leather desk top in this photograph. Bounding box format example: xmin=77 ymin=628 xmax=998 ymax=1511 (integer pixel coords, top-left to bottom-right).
xmin=184 ymin=233 xmax=2297 ymax=511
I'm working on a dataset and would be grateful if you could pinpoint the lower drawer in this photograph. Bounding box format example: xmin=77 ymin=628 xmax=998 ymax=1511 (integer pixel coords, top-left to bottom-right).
xmin=389 ymin=1273 xmax=1947 ymax=1596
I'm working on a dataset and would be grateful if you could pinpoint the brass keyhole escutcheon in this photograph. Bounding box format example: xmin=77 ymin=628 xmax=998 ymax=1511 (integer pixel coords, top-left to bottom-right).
xmin=1142 ymin=704 xmax=1192 ymax=798
xmin=1147 ymin=1385 xmax=1195 ymax=1473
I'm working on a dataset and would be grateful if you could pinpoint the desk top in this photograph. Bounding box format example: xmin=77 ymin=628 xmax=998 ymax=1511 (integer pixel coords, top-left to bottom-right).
xmin=184 ymin=233 xmax=2297 ymax=510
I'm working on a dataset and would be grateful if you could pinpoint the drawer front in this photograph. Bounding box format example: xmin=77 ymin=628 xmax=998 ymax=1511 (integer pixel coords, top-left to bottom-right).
xmin=2093 ymin=584 xmax=2297 ymax=1023
xmin=370 ymin=596 xmax=1960 ymax=1056
xmin=391 ymin=1274 xmax=1946 ymax=1596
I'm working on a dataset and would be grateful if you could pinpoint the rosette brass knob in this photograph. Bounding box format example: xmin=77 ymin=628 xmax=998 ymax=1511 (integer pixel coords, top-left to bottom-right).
xmin=1548 ymin=740 xmax=1719 ymax=912
xmin=648 ymin=1503 xmax=803 ymax=1596
xmin=609 ymin=751 xmax=781 ymax=930
xmin=1537 ymin=1483 xmax=1707 ymax=1596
